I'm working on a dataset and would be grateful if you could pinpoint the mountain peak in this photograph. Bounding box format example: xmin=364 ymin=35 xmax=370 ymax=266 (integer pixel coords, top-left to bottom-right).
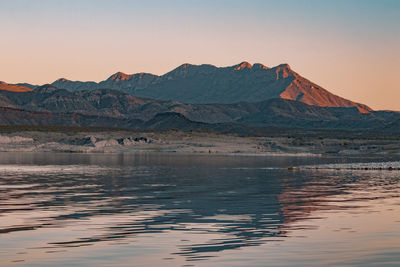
xmin=274 ymin=63 xmax=291 ymax=70
xmin=233 ymin=61 xmax=253 ymax=70
xmin=271 ymin=63 xmax=295 ymax=79
xmin=180 ymin=63 xmax=192 ymax=69
xmin=55 ymin=78 xmax=70 ymax=82
xmin=108 ymin=72 xmax=132 ymax=82
xmin=166 ymin=63 xmax=195 ymax=77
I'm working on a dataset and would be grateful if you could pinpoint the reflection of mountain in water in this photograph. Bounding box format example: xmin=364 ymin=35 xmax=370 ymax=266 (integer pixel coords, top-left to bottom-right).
xmin=0 ymin=153 xmax=397 ymax=262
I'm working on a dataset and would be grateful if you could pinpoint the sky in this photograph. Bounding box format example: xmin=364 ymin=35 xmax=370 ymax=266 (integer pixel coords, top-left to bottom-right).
xmin=0 ymin=0 xmax=399 ymax=110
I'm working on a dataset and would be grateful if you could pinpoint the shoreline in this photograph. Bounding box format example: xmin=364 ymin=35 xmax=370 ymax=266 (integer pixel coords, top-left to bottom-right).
xmin=0 ymin=130 xmax=398 ymax=157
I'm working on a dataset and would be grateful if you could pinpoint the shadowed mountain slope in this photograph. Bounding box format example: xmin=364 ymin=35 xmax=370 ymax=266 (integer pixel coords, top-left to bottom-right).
xmin=0 ymin=106 xmax=143 ymax=128
xmin=49 ymin=62 xmax=371 ymax=113
xmin=0 ymin=85 xmax=397 ymax=132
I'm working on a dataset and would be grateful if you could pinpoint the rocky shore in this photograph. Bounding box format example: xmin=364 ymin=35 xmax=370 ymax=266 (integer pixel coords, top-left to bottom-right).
xmin=0 ymin=129 xmax=399 ymax=156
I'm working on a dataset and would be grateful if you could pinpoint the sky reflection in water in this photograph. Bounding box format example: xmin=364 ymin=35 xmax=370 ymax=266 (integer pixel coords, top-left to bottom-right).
xmin=0 ymin=152 xmax=399 ymax=266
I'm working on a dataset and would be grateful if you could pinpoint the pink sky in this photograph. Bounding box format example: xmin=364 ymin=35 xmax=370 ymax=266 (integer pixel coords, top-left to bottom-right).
xmin=0 ymin=0 xmax=399 ymax=110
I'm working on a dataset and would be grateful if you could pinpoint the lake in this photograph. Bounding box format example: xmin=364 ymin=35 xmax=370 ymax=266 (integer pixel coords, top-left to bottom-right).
xmin=0 ymin=152 xmax=399 ymax=266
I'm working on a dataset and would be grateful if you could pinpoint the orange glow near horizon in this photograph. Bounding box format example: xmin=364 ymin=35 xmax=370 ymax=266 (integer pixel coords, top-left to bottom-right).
xmin=0 ymin=0 xmax=399 ymax=110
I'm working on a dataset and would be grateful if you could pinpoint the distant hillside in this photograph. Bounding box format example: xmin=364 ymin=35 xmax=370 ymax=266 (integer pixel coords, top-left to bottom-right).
xmin=0 ymin=106 xmax=142 ymax=128
xmin=0 ymin=81 xmax=33 ymax=92
xmin=49 ymin=62 xmax=371 ymax=113
xmin=0 ymin=86 xmax=397 ymax=132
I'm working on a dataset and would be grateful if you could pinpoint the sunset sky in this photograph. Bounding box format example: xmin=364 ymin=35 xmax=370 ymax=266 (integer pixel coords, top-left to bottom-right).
xmin=0 ymin=0 xmax=399 ymax=110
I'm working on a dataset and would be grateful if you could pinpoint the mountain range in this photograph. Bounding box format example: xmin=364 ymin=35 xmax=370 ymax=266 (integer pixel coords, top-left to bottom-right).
xmin=0 ymin=62 xmax=398 ymax=133
xmin=49 ymin=62 xmax=371 ymax=113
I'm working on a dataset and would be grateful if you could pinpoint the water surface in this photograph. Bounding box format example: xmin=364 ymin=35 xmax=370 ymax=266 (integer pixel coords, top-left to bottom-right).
xmin=0 ymin=152 xmax=399 ymax=266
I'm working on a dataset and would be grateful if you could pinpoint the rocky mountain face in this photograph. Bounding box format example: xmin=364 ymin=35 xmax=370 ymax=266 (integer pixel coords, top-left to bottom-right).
xmin=49 ymin=62 xmax=371 ymax=113
xmin=2 ymin=61 xmax=398 ymax=132
xmin=0 ymin=86 xmax=397 ymax=132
